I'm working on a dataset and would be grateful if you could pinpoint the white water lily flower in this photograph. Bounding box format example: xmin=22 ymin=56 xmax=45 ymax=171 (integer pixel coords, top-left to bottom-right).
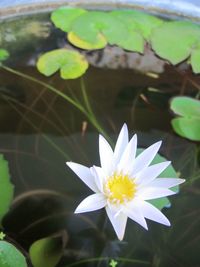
xmin=66 ymin=124 xmax=185 ymax=240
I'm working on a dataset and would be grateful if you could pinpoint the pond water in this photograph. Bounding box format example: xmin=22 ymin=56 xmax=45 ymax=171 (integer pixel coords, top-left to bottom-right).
xmin=0 ymin=10 xmax=200 ymax=267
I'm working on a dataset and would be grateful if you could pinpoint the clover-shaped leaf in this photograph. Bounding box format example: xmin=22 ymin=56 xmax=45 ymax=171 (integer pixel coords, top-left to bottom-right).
xmin=70 ymin=11 xmax=131 ymax=49
xmin=0 ymin=241 xmax=27 ymax=267
xmin=0 ymin=49 xmax=9 ymax=62
xmin=51 ymin=6 xmax=87 ymax=32
xmin=170 ymin=97 xmax=200 ymax=141
xmin=151 ymin=21 xmax=200 ymax=64
xmin=37 ymin=49 xmax=89 ymax=79
xmin=137 ymin=149 xmax=179 ymax=210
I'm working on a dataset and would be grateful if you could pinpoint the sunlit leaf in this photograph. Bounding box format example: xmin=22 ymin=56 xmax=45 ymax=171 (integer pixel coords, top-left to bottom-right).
xmin=0 ymin=155 xmax=14 ymax=223
xmin=0 ymin=241 xmax=27 ymax=267
xmin=71 ymin=11 xmax=130 ymax=47
xmin=51 ymin=6 xmax=87 ymax=32
xmin=29 ymin=233 xmax=66 ymax=267
xmin=68 ymin=31 xmax=107 ymax=50
xmin=172 ymin=117 xmax=200 ymax=141
xmin=0 ymin=49 xmax=9 ymax=62
xmin=111 ymin=10 xmax=163 ymax=40
xmin=37 ymin=49 xmax=88 ymax=79
xmin=137 ymin=149 xmax=179 ymax=210
xmin=191 ymin=48 xmax=200 ymax=73
xmin=151 ymin=21 xmax=200 ymax=64
xmin=170 ymin=96 xmax=200 ymax=118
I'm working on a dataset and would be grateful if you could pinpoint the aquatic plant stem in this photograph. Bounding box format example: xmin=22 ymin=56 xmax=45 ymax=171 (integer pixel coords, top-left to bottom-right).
xmin=80 ymin=78 xmax=111 ymax=143
xmin=2 ymin=65 xmax=87 ymax=115
xmin=2 ymin=65 xmax=110 ymax=141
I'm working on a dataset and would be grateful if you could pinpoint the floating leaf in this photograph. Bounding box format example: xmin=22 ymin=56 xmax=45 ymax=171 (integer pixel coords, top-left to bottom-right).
xmin=37 ymin=49 xmax=88 ymax=79
xmin=171 ymin=117 xmax=200 ymax=141
xmin=51 ymin=7 xmax=87 ymax=32
xmin=151 ymin=21 xmax=200 ymax=64
xmin=0 ymin=155 xmax=14 ymax=223
xmin=0 ymin=241 xmax=27 ymax=267
xmin=71 ymin=11 xmax=130 ymax=48
xmin=171 ymin=96 xmax=200 ymax=118
xmin=68 ymin=31 xmax=107 ymax=50
xmin=170 ymin=97 xmax=200 ymax=141
xmin=110 ymin=10 xmax=144 ymax=52
xmin=191 ymin=48 xmax=200 ymax=73
xmin=0 ymin=49 xmax=9 ymax=62
xmin=111 ymin=10 xmax=163 ymax=40
xmin=29 ymin=232 xmax=66 ymax=267
xmin=137 ymin=149 xmax=178 ymax=210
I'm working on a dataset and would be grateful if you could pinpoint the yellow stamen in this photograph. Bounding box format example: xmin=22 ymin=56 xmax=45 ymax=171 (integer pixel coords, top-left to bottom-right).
xmin=105 ymin=173 xmax=136 ymax=204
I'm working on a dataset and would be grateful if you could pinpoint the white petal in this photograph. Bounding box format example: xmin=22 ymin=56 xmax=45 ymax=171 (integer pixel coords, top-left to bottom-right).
xmin=124 ymin=204 xmax=148 ymax=230
xmin=66 ymin=162 xmax=98 ymax=192
xmin=106 ymin=204 xmax=128 ymax=240
xmin=137 ymin=187 xmax=176 ymax=200
xmin=135 ymin=161 xmax=171 ymax=186
xmin=149 ymin=178 xmax=185 ymax=188
xmin=114 ymin=124 xmax=129 ymax=164
xmin=131 ymin=141 xmax=162 ymax=176
xmin=139 ymin=200 xmax=170 ymax=226
xmin=99 ymin=135 xmax=114 ymax=175
xmin=75 ymin=193 xmax=106 ymax=213
xmin=117 ymin=134 xmax=137 ymax=174
xmin=90 ymin=166 xmax=106 ymax=192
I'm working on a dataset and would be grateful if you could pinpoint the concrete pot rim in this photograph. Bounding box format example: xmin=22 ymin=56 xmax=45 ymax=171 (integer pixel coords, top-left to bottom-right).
xmin=1 ymin=0 xmax=200 ymax=21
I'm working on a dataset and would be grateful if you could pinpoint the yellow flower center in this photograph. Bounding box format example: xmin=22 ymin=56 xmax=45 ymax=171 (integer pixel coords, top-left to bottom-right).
xmin=105 ymin=173 xmax=136 ymax=204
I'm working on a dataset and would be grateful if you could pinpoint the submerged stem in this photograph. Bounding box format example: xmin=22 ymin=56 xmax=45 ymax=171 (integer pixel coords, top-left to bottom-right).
xmin=2 ymin=65 xmax=111 ymax=142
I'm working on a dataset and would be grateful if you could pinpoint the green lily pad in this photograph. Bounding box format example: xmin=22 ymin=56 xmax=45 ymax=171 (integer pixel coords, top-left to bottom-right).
xmin=172 ymin=117 xmax=200 ymax=141
xmin=68 ymin=31 xmax=107 ymax=50
xmin=111 ymin=10 xmax=163 ymax=40
xmin=71 ymin=11 xmax=130 ymax=47
xmin=51 ymin=7 xmax=87 ymax=32
xmin=0 ymin=49 xmax=9 ymax=62
xmin=29 ymin=233 xmax=65 ymax=267
xmin=151 ymin=21 xmax=200 ymax=64
xmin=191 ymin=48 xmax=200 ymax=73
xmin=137 ymin=148 xmax=179 ymax=210
xmin=0 ymin=155 xmax=14 ymax=223
xmin=37 ymin=49 xmax=89 ymax=79
xmin=170 ymin=96 xmax=200 ymax=118
xmin=0 ymin=241 xmax=27 ymax=267
xmin=170 ymin=97 xmax=200 ymax=141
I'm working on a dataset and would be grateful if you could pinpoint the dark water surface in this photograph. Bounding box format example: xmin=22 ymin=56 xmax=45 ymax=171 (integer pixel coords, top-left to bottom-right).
xmin=0 ymin=12 xmax=200 ymax=267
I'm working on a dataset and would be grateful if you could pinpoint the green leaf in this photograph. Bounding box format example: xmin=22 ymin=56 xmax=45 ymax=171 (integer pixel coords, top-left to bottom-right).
xmin=111 ymin=10 xmax=163 ymax=40
xmin=170 ymin=96 xmax=200 ymax=118
xmin=137 ymin=148 xmax=178 ymax=210
xmin=0 ymin=155 xmax=14 ymax=223
xmin=191 ymin=48 xmax=200 ymax=73
xmin=151 ymin=21 xmax=200 ymax=64
xmin=51 ymin=7 xmax=87 ymax=32
xmin=110 ymin=10 xmax=144 ymax=52
xmin=29 ymin=233 xmax=65 ymax=267
xmin=0 ymin=49 xmax=9 ymax=61
xmin=37 ymin=49 xmax=89 ymax=79
xmin=171 ymin=117 xmax=200 ymax=141
xmin=68 ymin=31 xmax=107 ymax=50
xmin=170 ymin=97 xmax=200 ymax=141
xmin=71 ymin=11 xmax=130 ymax=47
xmin=0 ymin=241 xmax=27 ymax=267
